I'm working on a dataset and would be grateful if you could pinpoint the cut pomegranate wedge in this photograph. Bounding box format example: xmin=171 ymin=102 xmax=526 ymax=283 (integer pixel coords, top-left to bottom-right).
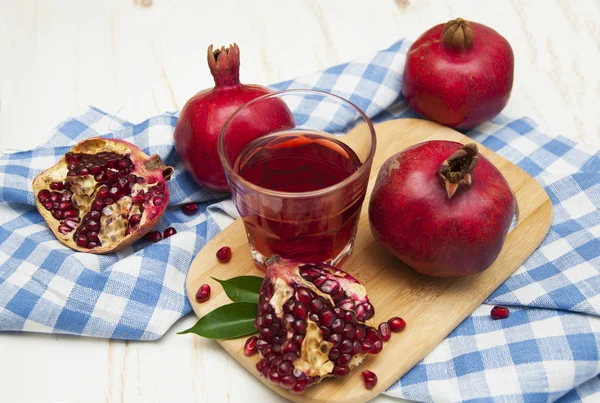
xmin=33 ymin=137 xmax=173 ymax=254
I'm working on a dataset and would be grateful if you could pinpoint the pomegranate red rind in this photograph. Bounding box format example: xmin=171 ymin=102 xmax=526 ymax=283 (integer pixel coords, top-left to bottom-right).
xmin=32 ymin=137 xmax=173 ymax=254
xmin=253 ymin=258 xmax=381 ymax=393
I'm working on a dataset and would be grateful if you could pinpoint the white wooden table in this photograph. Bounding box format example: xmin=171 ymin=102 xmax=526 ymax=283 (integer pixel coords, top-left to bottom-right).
xmin=0 ymin=1 xmax=598 ymax=402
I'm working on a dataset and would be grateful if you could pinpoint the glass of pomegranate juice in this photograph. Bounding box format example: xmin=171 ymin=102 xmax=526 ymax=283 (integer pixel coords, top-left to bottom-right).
xmin=218 ymin=90 xmax=376 ymax=267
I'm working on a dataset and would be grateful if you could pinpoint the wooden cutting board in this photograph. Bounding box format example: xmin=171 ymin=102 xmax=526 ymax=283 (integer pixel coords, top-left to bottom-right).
xmin=186 ymin=118 xmax=552 ymax=403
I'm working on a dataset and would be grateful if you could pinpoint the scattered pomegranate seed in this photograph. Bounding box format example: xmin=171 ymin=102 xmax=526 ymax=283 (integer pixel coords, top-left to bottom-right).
xmin=388 ymin=317 xmax=406 ymax=332
xmin=195 ymin=284 xmax=211 ymax=303
xmin=146 ymin=231 xmax=162 ymax=243
xmin=244 ymin=336 xmax=259 ymax=356
xmin=163 ymin=227 xmax=177 ymax=238
xmin=361 ymin=370 xmax=378 ymax=390
xmin=182 ymin=203 xmax=198 ymax=216
xmin=491 ymin=306 xmax=509 ymax=320
xmin=216 ymin=246 xmax=232 ymax=263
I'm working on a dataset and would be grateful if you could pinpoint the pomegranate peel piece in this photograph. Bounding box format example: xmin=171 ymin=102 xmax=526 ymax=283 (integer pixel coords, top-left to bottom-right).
xmin=253 ymin=257 xmax=382 ymax=393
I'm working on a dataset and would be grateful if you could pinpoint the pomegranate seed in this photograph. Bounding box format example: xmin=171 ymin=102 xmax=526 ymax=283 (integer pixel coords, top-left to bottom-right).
xmin=182 ymin=203 xmax=198 ymax=216
xmin=329 ymin=333 xmax=342 ymax=348
xmin=91 ymin=199 xmax=104 ymax=211
xmin=50 ymin=192 xmax=60 ymax=202
xmin=96 ymin=187 xmax=109 ymax=199
xmin=76 ymin=235 xmax=87 ymax=247
xmin=338 ymin=353 xmax=352 ymax=365
xmin=104 ymin=197 xmax=114 ymax=205
xmin=63 ymin=209 xmax=79 ymax=219
xmin=491 ymin=306 xmax=510 ymax=320
xmin=356 ymin=302 xmax=375 ymax=321
xmin=388 ymin=317 xmax=406 ymax=332
xmin=60 ymin=191 xmax=72 ymax=202
xmin=329 ymin=348 xmax=341 ymax=361
xmin=355 ymin=326 xmax=366 ymax=341
xmin=342 ymin=323 xmax=355 ymax=340
xmin=52 ymin=210 xmax=63 ymax=220
xmin=319 ymin=279 xmax=340 ymax=294
xmin=337 ymin=298 xmax=356 ymax=310
xmin=86 ymin=220 xmax=100 ymax=231
xmin=371 ymin=339 xmax=383 ymax=354
xmin=89 ymin=165 xmax=101 ymax=175
xmin=88 ymin=232 xmax=99 ymax=242
xmin=216 ymin=246 xmax=232 ymax=263
xmin=244 ymin=336 xmax=258 ymax=357
xmin=339 ymin=339 xmax=353 ymax=354
xmin=319 ymin=308 xmax=335 ymax=327
xmin=297 ymin=288 xmax=311 ymax=306
xmin=58 ymin=225 xmax=72 ymax=234
xmin=362 ymin=339 xmax=373 ymax=352
xmin=50 ymin=182 xmax=64 ymax=191
xmin=43 ymin=201 xmax=53 ymax=210
xmin=88 ymin=241 xmax=99 ymax=248
xmin=280 ymin=375 xmax=296 ymax=389
xmin=129 ymin=214 xmax=142 ymax=225
xmin=362 ymin=370 xmax=378 ymax=390
xmin=319 ymin=326 xmax=331 ymax=339
xmin=277 ymin=361 xmax=293 ymax=376
xmin=294 ymin=304 xmax=308 ymax=320
xmin=108 ymin=187 xmax=120 ymax=198
xmin=153 ymin=194 xmax=165 ymax=206
xmin=333 ymin=364 xmax=349 ymax=377
xmin=58 ymin=201 xmax=71 ymax=211
xmin=79 ymin=168 xmax=89 ymax=176
xmin=331 ymin=318 xmax=344 ymax=333
xmin=131 ymin=194 xmax=144 ymax=204
xmin=163 ymin=227 xmax=177 ymax=238
xmin=309 ymin=299 xmax=324 ymax=313
xmin=145 ymin=231 xmax=162 ymax=243
xmin=37 ymin=189 xmax=51 ymax=202
xmin=378 ymin=322 xmax=391 ymax=341
xmin=352 ymin=340 xmax=363 ymax=354
xmin=291 ymin=381 xmax=306 ymax=394
xmin=195 ymin=284 xmax=211 ymax=303
xmin=343 ymin=311 xmax=356 ymax=324
xmin=267 ymin=368 xmax=280 ymax=384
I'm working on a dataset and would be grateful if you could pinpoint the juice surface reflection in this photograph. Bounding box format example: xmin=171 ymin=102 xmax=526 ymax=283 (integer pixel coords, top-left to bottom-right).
xmin=233 ymin=131 xmax=364 ymax=263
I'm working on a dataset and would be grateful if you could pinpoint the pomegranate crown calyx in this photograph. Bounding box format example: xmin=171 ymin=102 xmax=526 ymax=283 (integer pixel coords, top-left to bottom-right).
xmin=442 ymin=18 xmax=474 ymax=49
xmin=438 ymin=143 xmax=479 ymax=198
xmin=207 ymin=43 xmax=241 ymax=86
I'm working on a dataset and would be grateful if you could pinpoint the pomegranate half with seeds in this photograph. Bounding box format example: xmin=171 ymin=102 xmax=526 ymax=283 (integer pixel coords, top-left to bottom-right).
xmin=252 ymin=258 xmax=383 ymax=394
xmin=32 ymin=137 xmax=174 ymax=254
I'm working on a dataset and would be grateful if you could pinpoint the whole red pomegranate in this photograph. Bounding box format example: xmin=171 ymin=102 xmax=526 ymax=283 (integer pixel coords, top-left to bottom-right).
xmin=174 ymin=44 xmax=294 ymax=192
xmin=33 ymin=137 xmax=173 ymax=254
xmin=403 ymin=18 xmax=514 ymax=130
xmin=369 ymin=141 xmax=515 ymax=277
xmin=252 ymin=258 xmax=385 ymax=393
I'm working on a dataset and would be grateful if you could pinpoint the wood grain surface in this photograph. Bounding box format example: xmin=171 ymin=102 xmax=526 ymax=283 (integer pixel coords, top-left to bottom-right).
xmin=186 ymin=118 xmax=553 ymax=403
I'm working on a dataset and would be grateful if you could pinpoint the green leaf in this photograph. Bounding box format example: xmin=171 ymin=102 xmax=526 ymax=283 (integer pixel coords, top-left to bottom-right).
xmin=212 ymin=276 xmax=263 ymax=304
xmin=178 ymin=302 xmax=259 ymax=339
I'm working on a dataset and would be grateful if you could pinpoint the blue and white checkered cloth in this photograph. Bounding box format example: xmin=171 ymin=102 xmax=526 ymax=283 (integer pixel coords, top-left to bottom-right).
xmin=1 ymin=39 xmax=599 ymax=402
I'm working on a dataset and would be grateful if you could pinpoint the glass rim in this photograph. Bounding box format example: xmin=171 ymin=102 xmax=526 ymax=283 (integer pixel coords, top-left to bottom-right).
xmin=217 ymin=89 xmax=377 ymax=199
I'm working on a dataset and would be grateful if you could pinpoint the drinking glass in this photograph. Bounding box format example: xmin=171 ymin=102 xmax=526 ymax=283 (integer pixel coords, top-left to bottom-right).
xmin=218 ymin=90 xmax=376 ymax=268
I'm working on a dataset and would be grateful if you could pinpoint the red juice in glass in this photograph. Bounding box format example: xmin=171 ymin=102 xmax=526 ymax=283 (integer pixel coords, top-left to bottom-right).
xmin=233 ymin=131 xmax=363 ymax=262
xmin=218 ymin=90 xmax=376 ymax=267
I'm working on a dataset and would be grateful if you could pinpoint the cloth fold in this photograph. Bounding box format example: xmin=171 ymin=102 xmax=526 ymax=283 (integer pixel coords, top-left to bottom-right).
xmin=1 ymin=39 xmax=599 ymax=402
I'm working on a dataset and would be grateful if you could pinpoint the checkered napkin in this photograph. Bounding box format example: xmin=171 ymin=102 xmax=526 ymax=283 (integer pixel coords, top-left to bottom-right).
xmin=1 ymin=40 xmax=599 ymax=401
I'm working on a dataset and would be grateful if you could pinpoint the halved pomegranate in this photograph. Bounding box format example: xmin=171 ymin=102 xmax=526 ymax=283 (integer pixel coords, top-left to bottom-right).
xmin=32 ymin=137 xmax=173 ymax=254
xmin=252 ymin=258 xmax=383 ymax=394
